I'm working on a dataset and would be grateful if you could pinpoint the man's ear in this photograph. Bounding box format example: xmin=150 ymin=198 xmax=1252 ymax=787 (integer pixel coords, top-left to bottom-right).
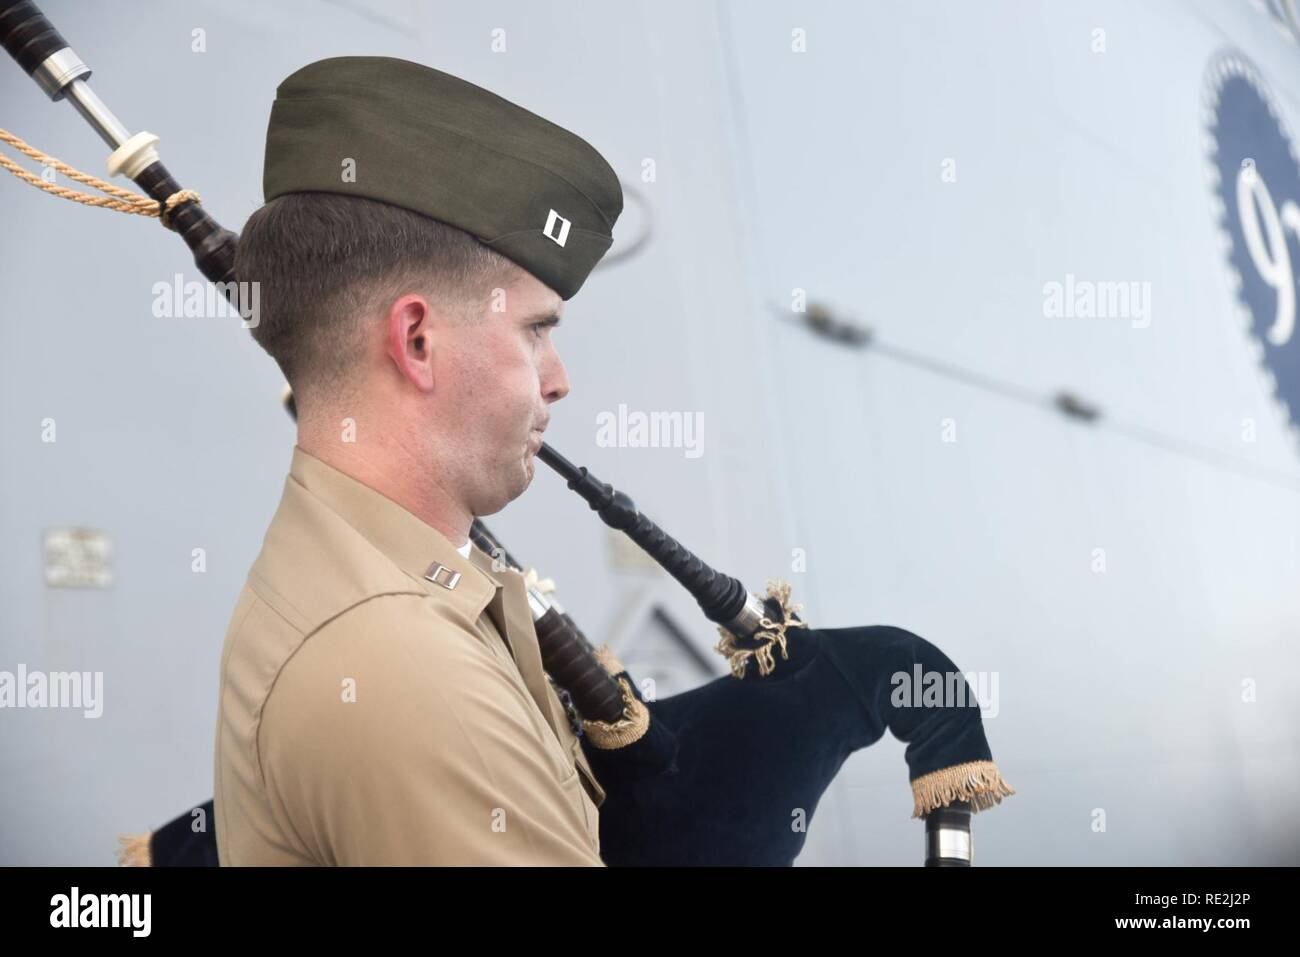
xmin=385 ymin=293 xmax=437 ymax=392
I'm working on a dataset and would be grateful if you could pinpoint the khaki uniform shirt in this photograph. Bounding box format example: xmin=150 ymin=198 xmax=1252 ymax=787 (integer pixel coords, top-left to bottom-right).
xmin=213 ymin=446 xmax=605 ymax=865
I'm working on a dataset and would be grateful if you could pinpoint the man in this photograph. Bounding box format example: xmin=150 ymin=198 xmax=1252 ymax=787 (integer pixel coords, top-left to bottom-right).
xmin=213 ymin=56 xmax=623 ymax=865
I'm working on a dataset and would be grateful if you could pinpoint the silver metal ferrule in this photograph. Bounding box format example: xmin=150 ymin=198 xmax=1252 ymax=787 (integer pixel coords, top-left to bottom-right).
xmin=926 ymin=825 xmax=973 ymax=864
xmin=32 ymin=47 xmax=89 ymax=100
xmin=61 ymin=77 xmax=133 ymax=150
xmin=724 ymin=591 xmax=776 ymax=640
xmin=525 ymin=587 xmax=553 ymax=621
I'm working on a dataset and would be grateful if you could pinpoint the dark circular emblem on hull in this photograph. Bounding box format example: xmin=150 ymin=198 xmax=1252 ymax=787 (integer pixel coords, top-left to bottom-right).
xmin=1205 ymin=51 xmax=1300 ymax=453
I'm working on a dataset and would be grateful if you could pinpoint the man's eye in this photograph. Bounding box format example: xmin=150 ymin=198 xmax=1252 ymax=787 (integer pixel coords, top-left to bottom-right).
xmin=531 ymin=322 xmax=549 ymax=336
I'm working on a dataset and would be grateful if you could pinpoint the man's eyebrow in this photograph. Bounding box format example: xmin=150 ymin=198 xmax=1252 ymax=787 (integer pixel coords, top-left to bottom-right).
xmin=525 ymin=311 xmax=563 ymax=326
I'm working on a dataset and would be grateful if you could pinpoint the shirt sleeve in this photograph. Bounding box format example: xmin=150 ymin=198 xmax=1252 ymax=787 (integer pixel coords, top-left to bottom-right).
xmin=257 ymin=593 xmax=605 ymax=866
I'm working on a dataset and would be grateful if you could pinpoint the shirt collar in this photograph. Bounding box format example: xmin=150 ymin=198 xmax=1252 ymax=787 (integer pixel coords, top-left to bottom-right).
xmin=289 ymin=445 xmax=501 ymax=616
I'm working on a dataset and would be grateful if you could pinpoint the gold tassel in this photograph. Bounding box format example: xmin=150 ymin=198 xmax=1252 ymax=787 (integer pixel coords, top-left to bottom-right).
xmin=581 ymin=676 xmax=651 ymax=749
xmin=116 ymin=831 xmax=153 ymax=867
xmin=910 ymin=760 xmax=1016 ymax=819
xmin=714 ymin=580 xmax=808 ymax=678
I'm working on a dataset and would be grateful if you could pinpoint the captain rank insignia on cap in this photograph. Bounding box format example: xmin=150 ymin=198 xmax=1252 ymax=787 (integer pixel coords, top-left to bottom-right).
xmin=544 ymin=209 xmax=571 ymax=247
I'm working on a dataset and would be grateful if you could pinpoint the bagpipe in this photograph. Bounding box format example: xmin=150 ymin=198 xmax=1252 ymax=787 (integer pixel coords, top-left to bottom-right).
xmin=1 ymin=0 xmax=1013 ymax=866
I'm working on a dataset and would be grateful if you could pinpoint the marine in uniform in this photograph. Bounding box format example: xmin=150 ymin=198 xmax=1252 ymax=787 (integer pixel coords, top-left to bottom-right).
xmin=213 ymin=56 xmax=623 ymax=865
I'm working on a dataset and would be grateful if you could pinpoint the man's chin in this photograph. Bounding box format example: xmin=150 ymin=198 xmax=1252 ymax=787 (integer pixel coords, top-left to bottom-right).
xmin=508 ymin=457 xmax=535 ymax=498
xmin=474 ymin=459 xmax=535 ymax=516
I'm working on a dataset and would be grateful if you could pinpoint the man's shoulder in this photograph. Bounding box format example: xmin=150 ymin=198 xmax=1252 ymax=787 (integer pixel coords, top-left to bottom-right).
xmin=264 ymin=590 xmax=550 ymax=765
xmin=216 ymin=474 xmax=439 ymax=743
xmin=217 ymin=535 xmax=496 ymax=785
xmin=242 ymin=473 xmax=428 ymax=635
xmin=252 ymin=589 xmax=528 ymax=783
xmin=228 ymin=588 xmax=489 ymax=718
xmin=269 ymin=592 xmax=506 ymax=708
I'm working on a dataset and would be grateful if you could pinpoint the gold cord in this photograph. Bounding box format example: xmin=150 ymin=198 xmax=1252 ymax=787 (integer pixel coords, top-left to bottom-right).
xmin=0 ymin=127 xmax=200 ymax=230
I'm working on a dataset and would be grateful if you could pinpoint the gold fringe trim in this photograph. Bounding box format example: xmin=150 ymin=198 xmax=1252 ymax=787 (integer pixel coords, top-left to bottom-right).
xmin=910 ymin=760 xmax=1016 ymax=819
xmin=593 ymin=643 xmax=628 ymax=678
xmin=581 ymin=676 xmax=650 ymax=749
xmin=714 ymin=580 xmax=808 ymax=678
xmin=116 ymin=831 xmax=153 ymax=867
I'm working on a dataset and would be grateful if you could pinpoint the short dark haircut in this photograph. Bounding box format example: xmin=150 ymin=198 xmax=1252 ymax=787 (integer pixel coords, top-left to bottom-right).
xmin=234 ymin=192 xmax=523 ymax=406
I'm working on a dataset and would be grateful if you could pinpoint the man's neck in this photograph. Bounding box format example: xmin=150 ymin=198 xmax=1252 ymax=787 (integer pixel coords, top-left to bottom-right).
xmin=296 ymin=433 xmax=471 ymax=549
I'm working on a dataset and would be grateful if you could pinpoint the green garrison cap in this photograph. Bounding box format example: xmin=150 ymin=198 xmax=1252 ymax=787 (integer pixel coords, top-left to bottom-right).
xmin=262 ymin=56 xmax=623 ymax=299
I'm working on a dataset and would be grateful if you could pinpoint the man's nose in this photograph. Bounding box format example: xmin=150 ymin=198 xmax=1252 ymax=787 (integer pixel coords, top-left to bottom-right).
xmin=543 ymin=347 xmax=570 ymax=403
